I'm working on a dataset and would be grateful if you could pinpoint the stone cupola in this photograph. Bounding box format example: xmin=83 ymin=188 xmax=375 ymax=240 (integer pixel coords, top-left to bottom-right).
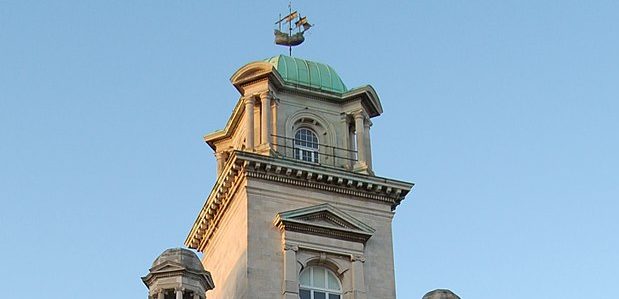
xmin=142 ymin=248 xmax=215 ymax=299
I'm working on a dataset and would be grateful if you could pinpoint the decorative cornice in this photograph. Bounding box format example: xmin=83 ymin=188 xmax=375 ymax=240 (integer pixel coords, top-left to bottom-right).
xmin=184 ymin=150 xmax=413 ymax=251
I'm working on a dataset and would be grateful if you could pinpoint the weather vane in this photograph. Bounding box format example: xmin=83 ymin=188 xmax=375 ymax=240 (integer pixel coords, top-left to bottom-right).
xmin=274 ymin=1 xmax=312 ymax=56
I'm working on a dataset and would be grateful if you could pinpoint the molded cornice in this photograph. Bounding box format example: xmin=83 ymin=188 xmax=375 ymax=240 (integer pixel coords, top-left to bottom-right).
xmin=184 ymin=150 xmax=413 ymax=251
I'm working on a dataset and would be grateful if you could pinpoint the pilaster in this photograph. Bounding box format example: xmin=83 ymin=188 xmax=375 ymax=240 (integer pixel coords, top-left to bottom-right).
xmin=351 ymin=254 xmax=367 ymax=299
xmin=283 ymin=243 xmax=300 ymax=299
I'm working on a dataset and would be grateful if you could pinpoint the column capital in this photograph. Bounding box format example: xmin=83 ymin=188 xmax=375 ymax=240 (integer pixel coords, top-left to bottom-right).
xmin=352 ymin=109 xmax=369 ymax=121
xmin=284 ymin=243 xmax=299 ymax=252
xmin=258 ymin=90 xmax=273 ymax=100
xmin=351 ymin=254 xmax=366 ymax=262
xmin=243 ymin=95 xmax=256 ymax=104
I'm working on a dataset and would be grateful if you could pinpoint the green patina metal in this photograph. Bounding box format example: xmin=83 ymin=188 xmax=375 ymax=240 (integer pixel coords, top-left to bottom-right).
xmin=265 ymin=55 xmax=348 ymax=94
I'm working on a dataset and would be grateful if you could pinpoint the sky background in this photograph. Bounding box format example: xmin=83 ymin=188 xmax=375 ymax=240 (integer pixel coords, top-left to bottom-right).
xmin=1 ymin=1 xmax=618 ymax=298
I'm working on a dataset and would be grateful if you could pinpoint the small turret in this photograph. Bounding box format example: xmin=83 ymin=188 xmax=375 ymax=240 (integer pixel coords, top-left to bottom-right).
xmin=142 ymin=248 xmax=215 ymax=299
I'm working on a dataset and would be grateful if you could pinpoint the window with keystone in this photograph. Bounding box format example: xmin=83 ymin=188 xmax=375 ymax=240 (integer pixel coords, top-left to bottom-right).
xmin=299 ymin=266 xmax=341 ymax=299
xmin=294 ymin=128 xmax=319 ymax=163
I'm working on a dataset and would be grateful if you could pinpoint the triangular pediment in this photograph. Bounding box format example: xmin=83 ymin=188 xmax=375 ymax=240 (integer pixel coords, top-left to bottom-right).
xmin=149 ymin=261 xmax=187 ymax=273
xmin=275 ymin=203 xmax=375 ymax=243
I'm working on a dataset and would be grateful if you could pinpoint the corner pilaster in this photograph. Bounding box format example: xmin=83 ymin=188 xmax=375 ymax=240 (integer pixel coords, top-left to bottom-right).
xmin=283 ymin=243 xmax=300 ymax=299
xmin=351 ymin=254 xmax=367 ymax=299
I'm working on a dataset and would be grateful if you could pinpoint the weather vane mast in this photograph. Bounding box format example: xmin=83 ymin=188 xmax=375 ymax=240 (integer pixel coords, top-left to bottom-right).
xmin=274 ymin=1 xmax=312 ymax=56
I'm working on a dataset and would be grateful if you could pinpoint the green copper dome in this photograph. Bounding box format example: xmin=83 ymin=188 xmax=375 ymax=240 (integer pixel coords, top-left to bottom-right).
xmin=265 ymin=55 xmax=348 ymax=93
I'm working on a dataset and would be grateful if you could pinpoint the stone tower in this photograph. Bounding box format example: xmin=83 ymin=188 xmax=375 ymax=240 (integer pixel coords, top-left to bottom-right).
xmin=185 ymin=55 xmax=414 ymax=299
xmin=142 ymin=248 xmax=215 ymax=299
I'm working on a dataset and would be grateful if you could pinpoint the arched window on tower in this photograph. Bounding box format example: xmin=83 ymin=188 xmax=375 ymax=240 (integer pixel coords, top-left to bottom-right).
xmin=299 ymin=266 xmax=342 ymax=299
xmin=294 ymin=128 xmax=319 ymax=163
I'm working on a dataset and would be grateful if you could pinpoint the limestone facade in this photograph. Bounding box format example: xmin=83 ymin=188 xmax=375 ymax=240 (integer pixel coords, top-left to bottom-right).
xmin=184 ymin=56 xmax=414 ymax=299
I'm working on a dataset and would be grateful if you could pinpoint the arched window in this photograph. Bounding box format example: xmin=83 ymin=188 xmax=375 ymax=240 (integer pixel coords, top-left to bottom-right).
xmin=294 ymin=128 xmax=319 ymax=163
xmin=299 ymin=266 xmax=341 ymax=299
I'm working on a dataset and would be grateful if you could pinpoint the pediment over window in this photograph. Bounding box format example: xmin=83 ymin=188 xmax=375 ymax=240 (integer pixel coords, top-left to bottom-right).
xmin=274 ymin=203 xmax=375 ymax=243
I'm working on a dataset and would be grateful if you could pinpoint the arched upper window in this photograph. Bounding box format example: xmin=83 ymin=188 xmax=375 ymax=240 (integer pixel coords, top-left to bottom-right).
xmin=299 ymin=266 xmax=341 ymax=299
xmin=294 ymin=128 xmax=319 ymax=163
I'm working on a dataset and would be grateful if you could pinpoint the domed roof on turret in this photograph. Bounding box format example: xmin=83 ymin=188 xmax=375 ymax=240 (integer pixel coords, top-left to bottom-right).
xmin=151 ymin=248 xmax=204 ymax=272
xmin=265 ymin=55 xmax=348 ymax=93
xmin=422 ymin=289 xmax=461 ymax=299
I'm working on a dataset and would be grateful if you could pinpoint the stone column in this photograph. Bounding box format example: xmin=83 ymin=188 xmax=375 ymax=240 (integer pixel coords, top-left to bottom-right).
xmin=259 ymin=91 xmax=272 ymax=148
xmin=363 ymin=119 xmax=373 ymax=171
xmin=193 ymin=292 xmax=200 ymax=299
xmin=157 ymin=290 xmax=165 ymax=299
xmin=348 ymin=122 xmax=356 ymax=169
xmin=353 ymin=111 xmax=367 ymax=169
xmin=244 ymin=95 xmax=256 ymax=150
xmin=338 ymin=114 xmax=349 ymax=168
xmin=283 ymin=243 xmax=299 ymax=299
xmin=175 ymin=288 xmax=183 ymax=299
xmin=215 ymin=151 xmax=225 ymax=176
xmin=271 ymin=97 xmax=279 ymax=151
xmin=351 ymin=254 xmax=367 ymax=299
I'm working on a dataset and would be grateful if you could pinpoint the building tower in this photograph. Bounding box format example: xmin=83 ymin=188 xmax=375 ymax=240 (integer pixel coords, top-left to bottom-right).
xmin=185 ymin=55 xmax=414 ymax=299
xmin=142 ymin=248 xmax=215 ymax=299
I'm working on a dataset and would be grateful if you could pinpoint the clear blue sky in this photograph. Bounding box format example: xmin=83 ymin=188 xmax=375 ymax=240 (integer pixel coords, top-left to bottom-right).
xmin=1 ymin=1 xmax=618 ymax=298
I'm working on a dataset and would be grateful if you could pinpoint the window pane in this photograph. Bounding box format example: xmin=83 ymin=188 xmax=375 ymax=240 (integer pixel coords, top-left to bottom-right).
xmin=327 ymin=271 xmax=340 ymax=290
xmin=313 ymin=267 xmax=326 ymax=288
xmin=300 ymin=270 xmax=310 ymax=286
xmin=299 ymin=289 xmax=311 ymax=299
xmin=314 ymin=291 xmax=326 ymax=299
xmin=329 ymin=295 xmax=340 ymax=299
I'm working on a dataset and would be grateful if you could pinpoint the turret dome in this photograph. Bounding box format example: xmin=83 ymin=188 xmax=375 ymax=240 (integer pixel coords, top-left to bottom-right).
xmin=265 ymin=55 xmax=348 ymax=93
xmin=150 ymin=247 xmax=204 ymax=271
xmin=422 ymin=289 xmax=461 ymax=299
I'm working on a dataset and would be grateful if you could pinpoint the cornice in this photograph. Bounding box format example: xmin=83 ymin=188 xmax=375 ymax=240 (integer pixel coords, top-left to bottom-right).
xmin=277 ymin=219 xmax=372 ymax=243
xmin=184 ymin=150 xmax=414 ymax=251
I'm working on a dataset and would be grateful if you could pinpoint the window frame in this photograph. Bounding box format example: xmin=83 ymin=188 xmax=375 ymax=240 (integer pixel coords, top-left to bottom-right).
xmin=293 ymin=127 xmax=320 ymax=163
xmin=299 ymin=266 xmax=342 ymax=299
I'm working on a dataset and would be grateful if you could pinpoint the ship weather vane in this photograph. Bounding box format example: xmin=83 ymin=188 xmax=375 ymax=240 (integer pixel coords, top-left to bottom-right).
xmin=274 ymin=2 xmax=312 ymax=56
